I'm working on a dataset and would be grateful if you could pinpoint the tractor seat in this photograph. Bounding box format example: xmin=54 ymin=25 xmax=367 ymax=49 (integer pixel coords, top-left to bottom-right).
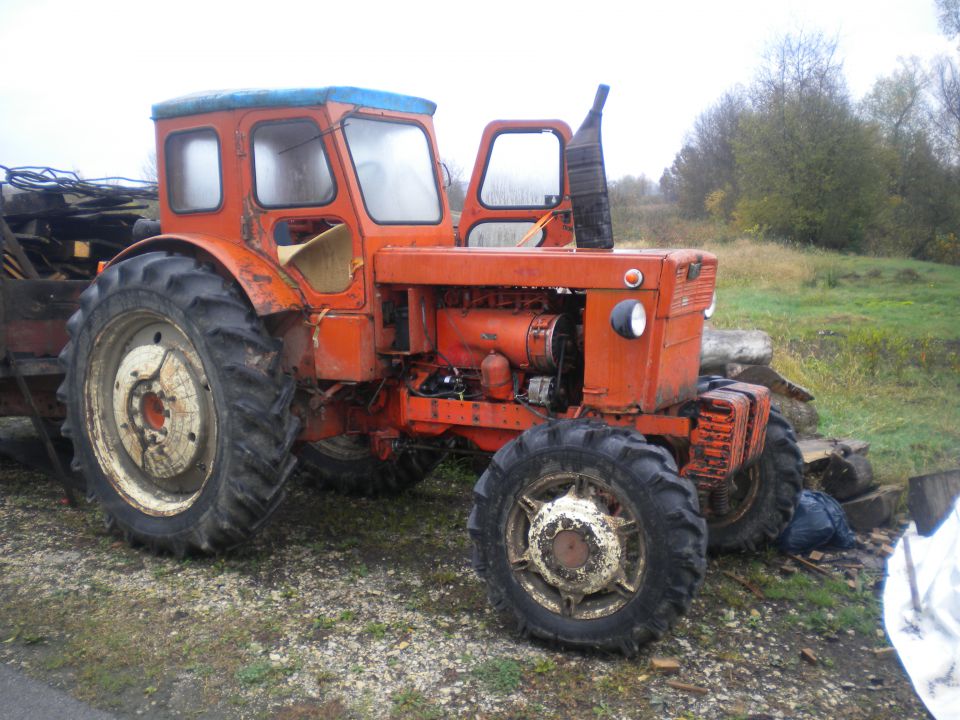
xmin=276 ymin=223 xmax=355 ymax=293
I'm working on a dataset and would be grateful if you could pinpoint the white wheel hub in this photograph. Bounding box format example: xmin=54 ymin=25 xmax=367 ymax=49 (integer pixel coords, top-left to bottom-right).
xmin=527 ymin=488 xmax=624 ymax=595
xmin=112 ymin=344 xmax=205 ymax=479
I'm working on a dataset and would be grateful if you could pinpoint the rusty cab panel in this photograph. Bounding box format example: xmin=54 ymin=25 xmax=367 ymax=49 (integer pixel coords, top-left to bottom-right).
xmin=149 ymin=88 xmax=453 ymax=384
xmin=458 ymin=120 xmax=573 ymax=249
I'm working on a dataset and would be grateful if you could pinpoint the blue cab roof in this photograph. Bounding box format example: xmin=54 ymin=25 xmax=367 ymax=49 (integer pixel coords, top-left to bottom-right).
xmin=151 ymin=87 xmax=437 ymax=120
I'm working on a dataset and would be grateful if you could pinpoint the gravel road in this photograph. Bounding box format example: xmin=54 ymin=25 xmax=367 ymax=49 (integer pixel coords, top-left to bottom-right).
xmin=0 ymin=422 xmax=931 ymax=719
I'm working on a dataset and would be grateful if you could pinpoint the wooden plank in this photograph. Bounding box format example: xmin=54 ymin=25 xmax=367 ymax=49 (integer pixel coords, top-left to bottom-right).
xmin=788 ymin=554 xmax=833 ymax=577
xmin=908 ymin=469 xmax=960 ymax=536
xmin=0 ymin=357 xmax=62 ymax=378
xmin=0 ymin=215 xmax=40 ymax=279
xmin=721 ymin=570 xmax=766 ymax=600
xmin=798 ymin=438 xmax=870 ymax=465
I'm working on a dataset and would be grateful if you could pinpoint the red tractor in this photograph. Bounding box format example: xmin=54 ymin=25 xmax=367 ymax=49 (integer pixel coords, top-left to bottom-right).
xmin=10 ymin=85 xmax=802 ymax=653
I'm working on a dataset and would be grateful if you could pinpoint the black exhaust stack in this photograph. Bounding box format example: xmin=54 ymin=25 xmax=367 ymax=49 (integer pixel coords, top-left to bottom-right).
xmin=566 ymin=85 xmax=614 ymax=249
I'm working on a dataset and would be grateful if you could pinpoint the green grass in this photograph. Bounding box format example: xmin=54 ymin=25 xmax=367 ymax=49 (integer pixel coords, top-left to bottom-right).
xmin=471 ymin=657 xmax=523 ymax=694
xmin=390 ymin=688 xmax=443 ymax=719
xmin=709 ymin=244 xmax=960 ymax=483
xmin=621 ymin=213 xmax=960 ymax=483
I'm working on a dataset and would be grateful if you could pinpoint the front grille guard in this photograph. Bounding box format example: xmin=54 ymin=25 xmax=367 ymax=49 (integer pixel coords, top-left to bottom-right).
xmin=682 ymin=382 xmax=770 ymax=492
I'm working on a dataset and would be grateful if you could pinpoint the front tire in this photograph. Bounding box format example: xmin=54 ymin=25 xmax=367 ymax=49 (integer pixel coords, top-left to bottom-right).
xmin=58 ymin=252 xmax=300 ymax=556
xmin=706 ymin=409 xmax=803 ymax=553
xmin=469 ymin=421 xmax=706 ymax=655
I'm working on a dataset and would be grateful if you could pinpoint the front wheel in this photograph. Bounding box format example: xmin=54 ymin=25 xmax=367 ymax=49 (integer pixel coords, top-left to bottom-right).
xmin=706 ymin=409 xmax=803 ymax=553
xmin=59 ymin=252 xmax=300 ymax=556
xmin=469 ymin=421 xmax=706 ymax=655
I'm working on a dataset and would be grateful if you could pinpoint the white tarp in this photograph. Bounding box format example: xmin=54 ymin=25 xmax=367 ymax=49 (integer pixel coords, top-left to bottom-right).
xmin=884 ymin=496 xmax=960 ymax=720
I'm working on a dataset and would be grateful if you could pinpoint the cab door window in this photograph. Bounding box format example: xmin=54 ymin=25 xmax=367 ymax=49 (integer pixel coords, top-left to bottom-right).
xmin=479 ymin=130 xmax=562 ymax=209
xmin=252 ymin=119 xmax=336 ymax=208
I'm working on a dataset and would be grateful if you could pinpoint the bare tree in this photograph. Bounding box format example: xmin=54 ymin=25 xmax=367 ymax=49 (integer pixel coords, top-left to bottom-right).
xmin=441 ymin=157 xmax=466 ymax=211
xmin=860 ymin=57 xmax=929 ymax=143
xmin=141 ymin=151 xmax=158 ymax=183
xmin=930 ymin=56 xmax=960 ymax=162
xmin=936 ymin=0 xmax=960 ymax=40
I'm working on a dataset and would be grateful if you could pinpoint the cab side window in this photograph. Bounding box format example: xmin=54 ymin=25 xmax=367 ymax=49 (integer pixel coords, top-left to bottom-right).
xmin=166 ymin=129 xmax=222 ymax=213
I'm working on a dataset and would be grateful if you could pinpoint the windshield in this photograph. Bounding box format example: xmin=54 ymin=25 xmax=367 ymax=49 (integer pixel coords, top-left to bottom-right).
xmin=344 ymin=117 xmax=441 ymax=224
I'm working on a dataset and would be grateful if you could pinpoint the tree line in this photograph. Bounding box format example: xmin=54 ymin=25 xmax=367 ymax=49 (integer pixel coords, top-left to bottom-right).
xmin=657 ymin=3 xmax=960 ymax=265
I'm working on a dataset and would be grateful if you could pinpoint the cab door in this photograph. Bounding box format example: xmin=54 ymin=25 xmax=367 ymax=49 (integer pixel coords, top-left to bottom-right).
xmin=458 ymin=120 xmax=573 ymax=248
xmin=236 ymin=108 xmax=366 ymax=311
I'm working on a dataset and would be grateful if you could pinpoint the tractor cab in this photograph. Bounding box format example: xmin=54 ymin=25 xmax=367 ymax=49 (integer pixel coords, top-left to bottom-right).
xmin=151 ymin=87 xmax=455 ymax=315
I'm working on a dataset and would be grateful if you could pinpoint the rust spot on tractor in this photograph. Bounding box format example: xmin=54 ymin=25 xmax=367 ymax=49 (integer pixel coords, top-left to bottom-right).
xmin=553 ymin=530 xmax=590 ymax=569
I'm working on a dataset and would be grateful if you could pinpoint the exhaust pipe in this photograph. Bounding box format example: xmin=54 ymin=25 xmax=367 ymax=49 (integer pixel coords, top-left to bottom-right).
xmin=566 ymin=85 xmax=614 ymax=249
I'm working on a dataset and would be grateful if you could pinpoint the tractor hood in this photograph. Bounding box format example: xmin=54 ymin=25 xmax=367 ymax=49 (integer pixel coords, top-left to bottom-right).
xmin=374 ymin=245 xmax=715 ymax=304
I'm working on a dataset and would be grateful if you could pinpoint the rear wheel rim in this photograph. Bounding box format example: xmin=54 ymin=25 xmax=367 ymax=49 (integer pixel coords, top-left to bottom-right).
xmin=84 ymin=310 xmax=217 ymax=516
xmin=504 ymin=471 xmax=646 ymax=620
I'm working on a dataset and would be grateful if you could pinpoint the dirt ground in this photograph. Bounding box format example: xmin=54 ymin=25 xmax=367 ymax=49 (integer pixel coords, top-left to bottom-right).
xmin=0 ymin=427 xmax=932 ymax=719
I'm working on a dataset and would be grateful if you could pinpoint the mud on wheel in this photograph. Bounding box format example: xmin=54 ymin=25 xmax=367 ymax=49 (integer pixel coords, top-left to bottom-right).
xmin=298 ymin=435 xmax=445 ymax=496
xmin=58 ymin=252 xmax=299 ymax=556
xmin=706 ymin=408 xmax=804 ymax=553
xmin=469 ymin=421 xmax=706 ymax=655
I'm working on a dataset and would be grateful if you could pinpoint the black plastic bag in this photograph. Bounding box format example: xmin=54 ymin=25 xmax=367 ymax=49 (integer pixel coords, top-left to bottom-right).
xmin=777 ymin=490 xmax=857 ymax=554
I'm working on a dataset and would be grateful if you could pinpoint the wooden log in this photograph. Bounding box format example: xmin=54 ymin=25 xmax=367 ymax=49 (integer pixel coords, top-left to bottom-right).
xmin=822 ymin=450 xmax=875 ymax=501
xmin=726 ymin=363 xmax=815 ymax=401
xmin=841 ymin=485 xmax=902 ymax=531
xmin=908 ymin=469 xmax=960 ymax=536
xmin=700 ymin=329 xmax=773 ymax=371
xmin=772 ymin=393 xmax=819 ymax=438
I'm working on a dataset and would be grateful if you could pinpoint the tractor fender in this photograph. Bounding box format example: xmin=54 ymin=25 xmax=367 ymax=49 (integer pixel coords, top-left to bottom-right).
xmin=109 ymin=233 xmax=304 ymax=316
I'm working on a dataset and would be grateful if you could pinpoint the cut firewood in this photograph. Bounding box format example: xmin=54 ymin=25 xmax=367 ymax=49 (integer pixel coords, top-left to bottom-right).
xmin=726 ymin=363 xmax=815 ymax=401
xmin=842 ymin=486 xmax=902 ymax=531
xmin=650 ymin=657 xmax=681 ymax=674
xmin=822 ymin=450 xmax=875 ymax=501
xmin=798 ymin=438 xmax=870 ymax=466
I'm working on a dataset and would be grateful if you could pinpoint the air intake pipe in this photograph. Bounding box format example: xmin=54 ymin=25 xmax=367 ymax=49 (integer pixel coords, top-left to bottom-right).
xmin=566 ymin=85 xmax=614 ymax=249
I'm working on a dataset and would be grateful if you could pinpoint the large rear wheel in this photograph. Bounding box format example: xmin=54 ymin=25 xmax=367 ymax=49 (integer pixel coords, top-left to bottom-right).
xmin=59 ymin=252 xmax=299 ymax=555
xmin=298 ymin=435 xmax=445 ymax=495
xmin=469 ymin=421 xmax=706 ymax=655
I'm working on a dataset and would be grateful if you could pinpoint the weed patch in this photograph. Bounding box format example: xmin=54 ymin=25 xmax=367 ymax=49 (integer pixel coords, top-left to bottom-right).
xmin=472 ymin=657 xmax=522 ymax=694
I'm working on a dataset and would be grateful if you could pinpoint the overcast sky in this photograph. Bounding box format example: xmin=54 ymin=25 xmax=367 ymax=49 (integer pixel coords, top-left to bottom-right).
xmin=0 ymin=0 xmax=953 ymax=184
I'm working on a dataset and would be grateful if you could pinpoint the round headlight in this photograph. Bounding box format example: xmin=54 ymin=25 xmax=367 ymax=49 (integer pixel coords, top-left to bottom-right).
xmin=610 ymin=300 xmax=647 ymax=339
xmin=704 ymin=290 xmax=717 ymax=319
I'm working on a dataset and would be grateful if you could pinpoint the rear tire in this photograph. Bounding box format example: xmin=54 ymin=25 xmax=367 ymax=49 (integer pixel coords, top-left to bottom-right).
xmin=469 ymin=421 xmax=706 ymax=655
xmin=58 ymin=252 xmax=299 ymax=556
xmin=706 ymin=408 xmax=803 ymax=553
xmin=298 ymin=435 xmax=444 ymax=495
